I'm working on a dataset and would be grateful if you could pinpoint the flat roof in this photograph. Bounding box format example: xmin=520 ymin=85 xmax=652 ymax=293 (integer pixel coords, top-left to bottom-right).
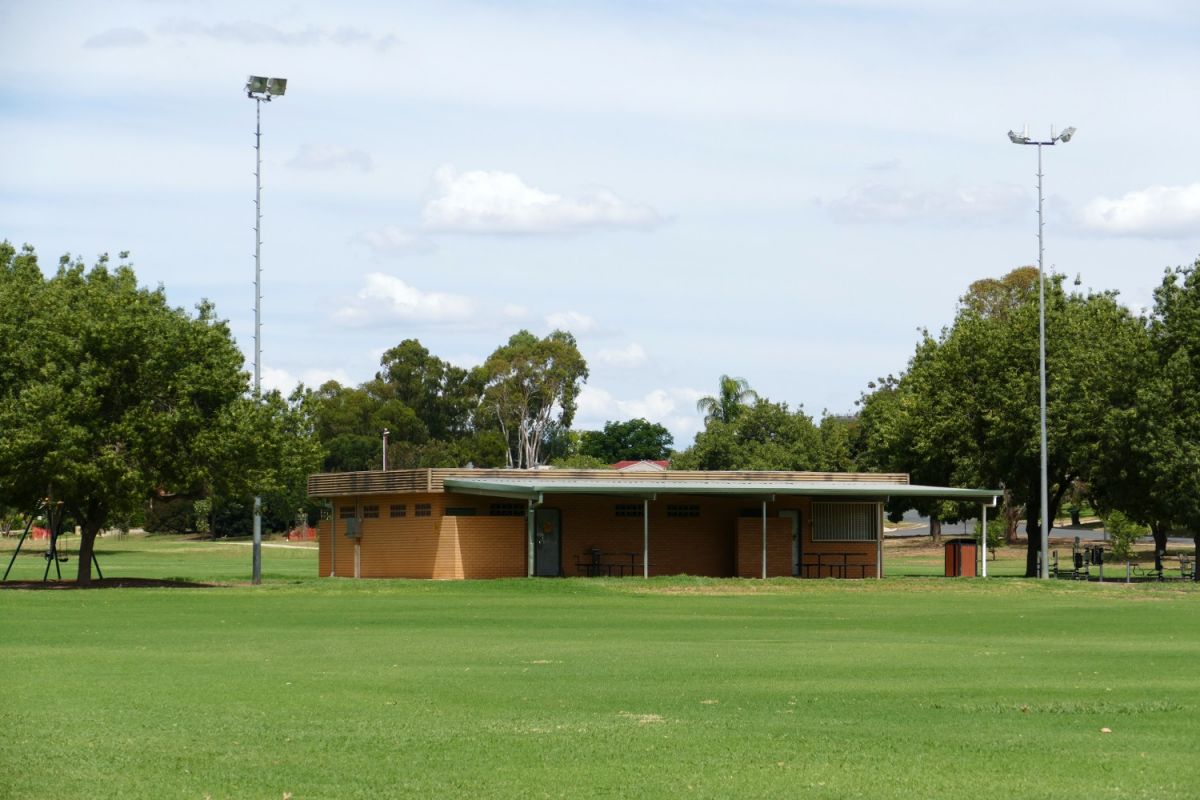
xmin=442 ymin=477 xmax=1002 ymax=502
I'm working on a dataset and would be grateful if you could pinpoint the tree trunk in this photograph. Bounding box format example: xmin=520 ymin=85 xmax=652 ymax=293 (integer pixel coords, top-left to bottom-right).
xmin=929 ymin=516 xmax=942 ymax=546
xmin=1194 ymin=534 xmax=1199 ymax=582
xmin=1151 ymin=523 xmax=1169 ymax=556
xmin=1003 ymin=496 xmax=1022 ymax=545
xmin=1025 ymin=477 xmax=1041 ymax=578
xmin=76 ymin=523 xmax=100 ymax=585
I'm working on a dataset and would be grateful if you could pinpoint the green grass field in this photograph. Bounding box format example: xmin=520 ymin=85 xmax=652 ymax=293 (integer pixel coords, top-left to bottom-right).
xmin=3 ymin=535 xmax=1200 ymax=798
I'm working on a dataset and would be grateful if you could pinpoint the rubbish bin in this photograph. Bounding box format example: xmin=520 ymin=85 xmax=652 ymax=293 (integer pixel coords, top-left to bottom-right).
xmin=944 ymin=539 xmax=977 ymax=577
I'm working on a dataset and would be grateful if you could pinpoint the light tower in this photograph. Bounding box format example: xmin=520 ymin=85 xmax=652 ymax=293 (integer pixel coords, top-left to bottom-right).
xmin=246 ymin=75 xmax=287 ymax=585
xmin=1007 ymin=124 xmax=1075 ymax=579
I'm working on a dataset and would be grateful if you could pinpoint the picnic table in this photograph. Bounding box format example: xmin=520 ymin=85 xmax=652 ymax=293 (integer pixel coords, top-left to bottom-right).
xmin=575 ymin=549 xmax=650 ymax=577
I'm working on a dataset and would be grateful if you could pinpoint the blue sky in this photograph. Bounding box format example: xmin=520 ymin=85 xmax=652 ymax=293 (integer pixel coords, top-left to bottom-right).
xmin=4 ymin=0 xmax=1200 ymax=446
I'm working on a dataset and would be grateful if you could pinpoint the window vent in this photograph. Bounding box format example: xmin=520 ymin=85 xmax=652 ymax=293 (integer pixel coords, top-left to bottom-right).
xmin=812 ymin=502 xmax=878 ymax=542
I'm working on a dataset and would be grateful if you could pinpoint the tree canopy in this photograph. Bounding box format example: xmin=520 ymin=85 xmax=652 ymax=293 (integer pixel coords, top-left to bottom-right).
xmin=480 ymin=329 xmax=589 ymax=468
xmin=695 ymin=375 xmax=758 ymax=425
xmin=857 ymin=267 xmax=1148 ymax=574
xmin=0 ymin=244 xmax=265 ymax=581
xmin=579 ymin=418 xmax=673 ymax=463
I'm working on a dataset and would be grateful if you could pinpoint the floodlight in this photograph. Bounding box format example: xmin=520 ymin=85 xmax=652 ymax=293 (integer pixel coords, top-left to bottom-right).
xmin=1058 ymin=126 xmax=1076 ymax=143
xmin=1008 ymin=130 xmax=1030 ymax=144
xmin=243 ymin=73 xmax=289 ymax=584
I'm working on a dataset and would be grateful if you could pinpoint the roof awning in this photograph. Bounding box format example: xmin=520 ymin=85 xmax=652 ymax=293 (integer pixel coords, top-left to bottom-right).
xmin=443 ymin=477 xmax=1001 ymax=502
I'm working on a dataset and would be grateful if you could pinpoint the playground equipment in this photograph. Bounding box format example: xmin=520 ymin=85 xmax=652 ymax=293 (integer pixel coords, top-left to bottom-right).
xmin=2 ymin=498 xmax=103 ymax=583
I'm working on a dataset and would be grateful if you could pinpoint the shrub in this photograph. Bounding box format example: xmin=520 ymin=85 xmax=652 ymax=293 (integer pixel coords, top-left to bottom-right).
xmin=974 ymin=517 xmax=1004 ymax=550
xmin=1105 ymin=510 xmax=1147 ymax=561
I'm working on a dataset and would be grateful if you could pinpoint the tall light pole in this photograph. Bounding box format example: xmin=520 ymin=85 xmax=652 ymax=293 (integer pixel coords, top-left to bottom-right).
xmin=246 ymin=75 xmax=287 ymax=585
xmin=1007 ymin=124 xmax=1075 ymax=579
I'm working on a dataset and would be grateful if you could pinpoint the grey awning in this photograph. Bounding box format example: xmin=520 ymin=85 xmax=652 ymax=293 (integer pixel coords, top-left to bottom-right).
xmin=443 ymin=477 xmax=1001 ymax=502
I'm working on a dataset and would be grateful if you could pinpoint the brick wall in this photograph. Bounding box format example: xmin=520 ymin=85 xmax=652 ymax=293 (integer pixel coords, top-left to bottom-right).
xmin=317 ymin=492 xmax=880 ymax=579
xmin=734 ymin=517 xmax=793 ymax=578
xmin=318 ymin=493 xmax=525 ymax=579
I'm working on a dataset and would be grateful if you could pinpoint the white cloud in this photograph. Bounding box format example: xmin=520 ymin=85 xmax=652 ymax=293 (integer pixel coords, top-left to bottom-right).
xmin=824 ymin=182 xmax=1027 ymax=224
xmin=156 ymin=19 xmax=398 ymax=51
xmin=577 ymin=385 xmax=619 ymax=419
xmin=421 ymin=165 xmax=662 ymax=234
xmin=576 ymin=385 xmax=706 ymax=444
xmin=545 ymin=310 xmax=597 ymax=333
xmin=289 ymin=144 xmax=373 ymax=172
xmin=597 ymin=342 xmax=647 ymax=368
xmin=261 ymin=366 xmax=353 ymax=394
xmin=334 ymin=273 xmax=475 ymax=326
xmin=1079 ymin=184 xmax=1200 ymax=238
xmin=502 ymin=304 xmax=529 ymax=319
xmin=445 ymin=353 xmax=483 ymax=370
xmin=354 ymin=225 xmax=435 ymax=257
xmin=84 ymin=27 xmax=149 ymax=48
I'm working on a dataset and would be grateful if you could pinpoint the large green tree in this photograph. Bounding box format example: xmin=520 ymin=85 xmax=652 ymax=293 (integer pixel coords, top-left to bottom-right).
xmin=1090 ymin=258 xmax=1200 ymax=564
xmin=858 ymin=267 xmax=1146 ymax=575
xmin=480 ymin=330 xmax=589 ymax=468
xmin=0 ymin=245 xmax=249 ymax=582
xmin=579 ymin=418 xmax=674 ymax=463
xmin=674 ymin=396 xmax=822 ymax=471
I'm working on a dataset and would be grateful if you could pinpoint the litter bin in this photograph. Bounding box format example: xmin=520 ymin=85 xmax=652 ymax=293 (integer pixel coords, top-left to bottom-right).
xmin=944 ymin=539 xmax=977 ymax=577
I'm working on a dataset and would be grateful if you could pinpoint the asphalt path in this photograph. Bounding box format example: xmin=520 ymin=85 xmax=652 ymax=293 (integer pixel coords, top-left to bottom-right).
xmin=886 ymin=510 xmax=1194 ymax=545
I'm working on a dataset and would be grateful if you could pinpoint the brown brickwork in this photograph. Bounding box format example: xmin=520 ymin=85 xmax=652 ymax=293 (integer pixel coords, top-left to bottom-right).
xmin=734 ymin=517 xmax=793 ymax=578
xmin=316 ymin=490 xmax=880 ymax=579
xmin=317 ymin=493 xmax=526 ymax=579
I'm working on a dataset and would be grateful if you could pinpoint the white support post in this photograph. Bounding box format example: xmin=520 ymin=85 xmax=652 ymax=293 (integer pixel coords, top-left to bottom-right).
xmin=354 ymin=540 xmax=361 ymax=579
xmin=876 ymin=503 xmax=884 ymax=579
xmin=981 ymin=502 xmax=989 ymax=578
xmin=761 ymin=500 xmax=768 ymax=579
xmin=329 ymin=508 xmax=337 ymax=578
xmin=643 ymin=499 xmax=649 ymax=579
xmin=526 ymin=502 xmax=535 ymax=577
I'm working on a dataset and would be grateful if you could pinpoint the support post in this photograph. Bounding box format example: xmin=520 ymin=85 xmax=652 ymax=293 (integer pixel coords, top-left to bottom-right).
xmin=2 ymin=512 xmax=37 ymax=582
xmin=876 ymin=502 xmax=883 ymax=579
xmin=1036 ymin=141 xmax=1050 ymax=580
xmin=761 ymin=500 xmax=767 ymax=579
xmin=981 ymin=502 xmax=988 ymax=578
xmin=252 ymin=96 xmax=264 ymax=587
xmin=643 ymin=499 xmax=649 ymax=579
xmin=354 ymin=540 xmax=361 ymax=579
xmin=527 ymin=502 xmax=535 ymax=577
xmin=330 ymin=507 xmax=337 ymax=578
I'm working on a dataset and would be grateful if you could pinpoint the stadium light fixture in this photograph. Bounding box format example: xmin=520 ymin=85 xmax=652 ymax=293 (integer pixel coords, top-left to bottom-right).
xmin=1008 ymin=124 xmax=1076 ymax=580
xmin=245 ymin=75 xmax=288 ymax=585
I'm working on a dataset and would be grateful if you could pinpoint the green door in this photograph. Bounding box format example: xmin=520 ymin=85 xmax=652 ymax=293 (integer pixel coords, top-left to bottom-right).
xmin=534 ymin=508 xmax=561 ymax=577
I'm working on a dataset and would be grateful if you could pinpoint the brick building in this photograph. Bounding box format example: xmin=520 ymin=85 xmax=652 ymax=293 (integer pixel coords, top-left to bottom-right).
xmin=307 ymin=468 xmax=1000 ymax=580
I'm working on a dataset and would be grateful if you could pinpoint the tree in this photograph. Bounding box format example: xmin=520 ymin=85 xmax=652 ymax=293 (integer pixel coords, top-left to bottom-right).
xmin=309 ymin=381 xmax=391 ymax=472
xmin=373 ymin=339 xmax=480 ymax=440
xmin=857 ymin=267 xmax=1146 ymax=573
xmin=0 ymin=245 xmax=248 ymax=583
xmin=695 ymin=375 xmax=758 ymax=425
xmin=195 ymin=388 xmax=325 ymax=535
xmin=1090 ymin=258 xmax=1200 ymax=566
xmin=817 ymin=413 xmax=859 ymax=473
xmin=480 ymin=330 xmax=589 ymax=468
xmin=674 ymin=396 xmax=821 ymax=471
xmin=579 ymin=418 xmax=674 ymax=463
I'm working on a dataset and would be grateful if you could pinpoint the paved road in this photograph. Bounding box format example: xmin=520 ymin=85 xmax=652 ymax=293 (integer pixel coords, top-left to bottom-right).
xmin=886 ymin=510 xmax=1194 ymax=545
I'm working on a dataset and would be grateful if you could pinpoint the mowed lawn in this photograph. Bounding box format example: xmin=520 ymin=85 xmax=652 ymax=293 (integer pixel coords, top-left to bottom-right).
xmin=3 ymin=536 xmax=1200 ymax=798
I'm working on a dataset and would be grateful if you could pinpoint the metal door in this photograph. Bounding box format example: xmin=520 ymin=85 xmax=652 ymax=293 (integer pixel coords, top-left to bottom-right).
xmin=780 ymin=510 xmax=802 ymax=577
xmin=534 ymin=508 xmax=561 ymax=577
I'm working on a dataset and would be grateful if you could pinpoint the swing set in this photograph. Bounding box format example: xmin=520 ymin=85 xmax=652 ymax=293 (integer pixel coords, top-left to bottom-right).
xmin=2 ymin=498 xmax=104 ymax=583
